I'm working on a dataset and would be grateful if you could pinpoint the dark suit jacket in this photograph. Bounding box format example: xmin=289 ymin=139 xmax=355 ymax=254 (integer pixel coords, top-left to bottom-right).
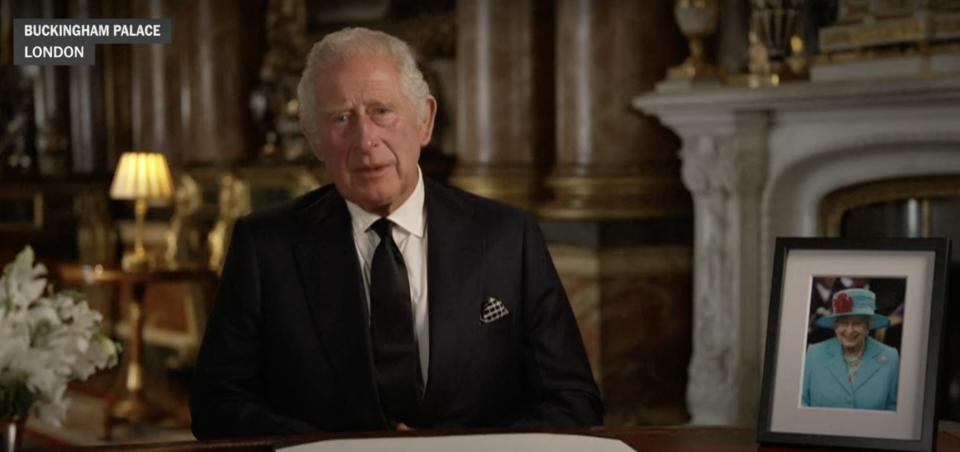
xmin=191 ymin=179 xmax=603 ymax=438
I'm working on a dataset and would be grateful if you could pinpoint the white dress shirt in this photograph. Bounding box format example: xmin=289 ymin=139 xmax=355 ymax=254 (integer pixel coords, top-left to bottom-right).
xmin=344 ymin=169 xmax=429 ymax=383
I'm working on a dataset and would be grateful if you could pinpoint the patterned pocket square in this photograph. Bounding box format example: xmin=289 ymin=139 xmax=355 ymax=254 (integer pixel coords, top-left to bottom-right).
xmin=480 ymin=297 xmax=510 ymax=324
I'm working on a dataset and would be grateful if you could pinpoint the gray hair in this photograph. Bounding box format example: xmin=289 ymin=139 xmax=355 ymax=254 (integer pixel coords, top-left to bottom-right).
xmin=297 ymin=27 xmax=431 ymax=144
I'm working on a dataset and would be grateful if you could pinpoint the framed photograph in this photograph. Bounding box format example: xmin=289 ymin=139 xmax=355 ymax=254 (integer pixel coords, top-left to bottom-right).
xmin=758 ymin=237 xmax=951 ymax=451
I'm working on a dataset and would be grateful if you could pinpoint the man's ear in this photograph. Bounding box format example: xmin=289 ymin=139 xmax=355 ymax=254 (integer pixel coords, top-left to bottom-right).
xmin=418 ymin=96 xmax=437 ymax=146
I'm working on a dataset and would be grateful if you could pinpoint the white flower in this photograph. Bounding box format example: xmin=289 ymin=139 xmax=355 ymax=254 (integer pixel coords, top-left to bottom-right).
xmin=34 ymin=382 xmax=69 ymax=427
xmin=0 ymin=322 xmax=29 ymax=367
xmin=0 ymin=246 xmax=119 ymax=425
xmin=1 ymin=246 xmax=47 ymax=311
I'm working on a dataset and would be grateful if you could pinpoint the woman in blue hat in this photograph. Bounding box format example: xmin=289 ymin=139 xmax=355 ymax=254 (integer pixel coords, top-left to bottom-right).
xmin=801 ymin=288 xmax=899 ymax=410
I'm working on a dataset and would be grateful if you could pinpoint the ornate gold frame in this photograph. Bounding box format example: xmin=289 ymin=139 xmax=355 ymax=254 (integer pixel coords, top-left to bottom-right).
xmin=819 ymin=175 xmax=960 ymax=237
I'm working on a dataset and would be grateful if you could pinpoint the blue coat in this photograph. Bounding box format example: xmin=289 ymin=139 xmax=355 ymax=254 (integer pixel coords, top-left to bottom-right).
xmin=802 ymin=336 xmax=899 ymax=410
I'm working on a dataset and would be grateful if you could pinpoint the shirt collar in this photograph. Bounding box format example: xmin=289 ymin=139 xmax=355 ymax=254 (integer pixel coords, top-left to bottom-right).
xmin=344 ymin=167 xmax=425 ymax=238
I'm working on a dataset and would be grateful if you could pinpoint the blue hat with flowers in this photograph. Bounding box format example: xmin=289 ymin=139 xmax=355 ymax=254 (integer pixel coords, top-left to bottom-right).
xmin=815 ymin=288 xmax=890 ymax=330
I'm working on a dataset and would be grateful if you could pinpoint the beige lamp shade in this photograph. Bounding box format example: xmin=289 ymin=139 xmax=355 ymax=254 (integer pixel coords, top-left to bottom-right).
xmin=110 ymin=152 xmax=174 ymax=200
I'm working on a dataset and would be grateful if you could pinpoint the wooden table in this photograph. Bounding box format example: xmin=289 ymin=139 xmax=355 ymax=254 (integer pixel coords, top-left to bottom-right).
xmin=57 ymin=422 xmax=960 ymax=451
xmin=54 ymin=264 xmax=216 ymax=439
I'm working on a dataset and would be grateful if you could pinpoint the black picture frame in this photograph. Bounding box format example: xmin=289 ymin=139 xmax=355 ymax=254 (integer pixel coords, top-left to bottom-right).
xmin=758 ymin=237 xmax=951 ymax=451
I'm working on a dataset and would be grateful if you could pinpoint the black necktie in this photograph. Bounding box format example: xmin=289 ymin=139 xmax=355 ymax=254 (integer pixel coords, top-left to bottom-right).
xmin=369 ymin=218 xmax=420 ymax=425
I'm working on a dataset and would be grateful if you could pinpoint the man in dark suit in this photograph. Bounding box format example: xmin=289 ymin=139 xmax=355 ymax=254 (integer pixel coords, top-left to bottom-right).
xmin=190 ymin=27 xmax=602 ymax=438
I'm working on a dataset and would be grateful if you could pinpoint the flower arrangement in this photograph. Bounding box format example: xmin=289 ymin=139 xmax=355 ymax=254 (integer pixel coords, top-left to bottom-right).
xmin=0 ymin=247 xmax=119 ymax=426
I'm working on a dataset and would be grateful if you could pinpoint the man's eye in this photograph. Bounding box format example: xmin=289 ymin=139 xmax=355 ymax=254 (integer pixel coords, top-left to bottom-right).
xmin=370 ymin=107 xmax=396 ymax=125
xmin=331 ymin=113 xmax=349 ymax=123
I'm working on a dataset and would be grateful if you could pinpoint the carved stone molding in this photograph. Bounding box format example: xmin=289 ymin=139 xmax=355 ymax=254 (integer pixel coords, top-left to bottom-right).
xmin=670 ymin=113 xmax=768 ymax=425
xmin=679 ymin=116 xmax=767 ymax=196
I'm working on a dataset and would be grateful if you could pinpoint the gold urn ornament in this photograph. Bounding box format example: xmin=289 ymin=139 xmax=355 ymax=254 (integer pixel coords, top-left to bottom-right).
xmin=668 ymin=0 xmax=722 ymax=81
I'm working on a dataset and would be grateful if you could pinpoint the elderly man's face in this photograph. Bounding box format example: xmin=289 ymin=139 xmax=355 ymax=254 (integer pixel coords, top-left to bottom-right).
xmin=309 ymin=54 xmax=436 ymax=215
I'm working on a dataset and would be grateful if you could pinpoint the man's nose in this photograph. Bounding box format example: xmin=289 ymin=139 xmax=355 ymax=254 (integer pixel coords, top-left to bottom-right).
xmin=352 ymin=114 xmax=380 ymax=151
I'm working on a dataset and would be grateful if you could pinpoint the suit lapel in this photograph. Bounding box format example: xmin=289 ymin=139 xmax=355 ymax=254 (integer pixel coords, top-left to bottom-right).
xmin=292 ymin=188 xmax=386 ymax=426
xmin=420 ymin=180 xmax=483 ymax=419
xmin=824 ymin=338 xmax=855 ymax=396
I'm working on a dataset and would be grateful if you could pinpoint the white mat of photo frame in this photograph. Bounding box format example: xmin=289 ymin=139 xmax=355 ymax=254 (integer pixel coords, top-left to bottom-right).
xmin=769 ymin=249 xmax=935 ymax=440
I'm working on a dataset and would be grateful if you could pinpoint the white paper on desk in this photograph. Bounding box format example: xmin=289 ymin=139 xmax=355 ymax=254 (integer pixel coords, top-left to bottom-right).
xmin=277 ymin=433 xmax=635 ymax=452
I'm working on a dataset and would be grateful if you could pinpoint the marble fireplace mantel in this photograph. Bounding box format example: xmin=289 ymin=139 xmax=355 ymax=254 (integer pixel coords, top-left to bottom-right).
xmin=634 ymin=75 xmax=960 ymax=425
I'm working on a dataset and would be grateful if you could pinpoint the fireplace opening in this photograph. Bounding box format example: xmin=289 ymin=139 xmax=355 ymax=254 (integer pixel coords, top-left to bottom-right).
xmin=820 ymin=175 xmax=960 ymax=420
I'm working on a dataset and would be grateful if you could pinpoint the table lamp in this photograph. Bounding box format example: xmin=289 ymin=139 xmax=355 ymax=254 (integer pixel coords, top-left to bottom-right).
xmin=110 ymin=151 xmax=173 ymax=270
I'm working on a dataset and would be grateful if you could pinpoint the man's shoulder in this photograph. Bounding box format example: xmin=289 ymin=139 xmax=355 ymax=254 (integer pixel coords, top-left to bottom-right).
xmin=424 ymin=178 xmax=529 ymax=222
xmin=238 ymin=179 xmax=534 ymax=233
xmin=241 ymin=184 xmax=338 ymax=229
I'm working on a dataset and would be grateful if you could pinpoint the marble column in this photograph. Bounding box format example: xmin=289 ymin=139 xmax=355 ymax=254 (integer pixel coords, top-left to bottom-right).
xmin=100 ymin=0 xmax=134 ymax=168
xmin=543 ymin=0 xmax=688 ymax=219
xmin=181 ymin=0 xmax=262 ymax=164
xmin=451 ymin=0 xmax=553 ymax=209
xmin=32 ymin=0 xmax=72 ymax=177
xmin=68 ymin=0 xmax=106 ymax=174
xmin=676 ymin=113 xmax=768 ymax=425
xmin=130 ymin=0 xmax=180 ymax=162
xmin=131 ymin=0 xmax=262 ymax=165
xmin=540 ymin=0 xmax=694 ymax=426
xmin=551 ymin=244 xmax=692 ymax=425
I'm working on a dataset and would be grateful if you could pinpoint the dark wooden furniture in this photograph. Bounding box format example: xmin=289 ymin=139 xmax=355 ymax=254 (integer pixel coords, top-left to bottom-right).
xmin=51 ymin=422 xmax=960 ymax=451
